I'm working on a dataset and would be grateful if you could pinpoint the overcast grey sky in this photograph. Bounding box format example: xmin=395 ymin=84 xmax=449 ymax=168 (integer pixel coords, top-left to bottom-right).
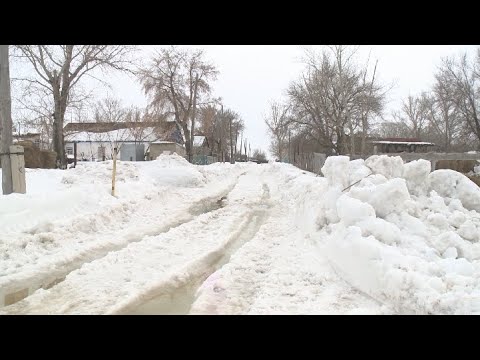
xmin=39 ymin=45 xmax=480 ymax=155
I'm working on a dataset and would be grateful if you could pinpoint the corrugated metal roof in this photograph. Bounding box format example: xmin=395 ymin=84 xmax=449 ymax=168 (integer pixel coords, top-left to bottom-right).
xmin=371 ymin=141 xmax=435 ymax=146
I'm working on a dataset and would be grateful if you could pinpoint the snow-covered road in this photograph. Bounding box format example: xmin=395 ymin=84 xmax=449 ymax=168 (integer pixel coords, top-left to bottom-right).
xmin=1 ymin=154 xmax=480 ymax=314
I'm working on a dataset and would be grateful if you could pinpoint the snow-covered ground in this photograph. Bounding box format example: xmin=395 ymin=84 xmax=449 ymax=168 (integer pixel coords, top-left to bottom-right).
xmin=1 ymin=153 xmax=480 ymax=314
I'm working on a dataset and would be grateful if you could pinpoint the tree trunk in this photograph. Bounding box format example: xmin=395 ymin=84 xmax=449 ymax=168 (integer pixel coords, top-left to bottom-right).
xmin=182 ymin=123 xmax=191 ymax=159
xmin=234 ymin=125 xmax=239 ymax=160
xmin=350 ymin=131 xmax=355 ymax=155
xmin=51 ymin=80 xmax=69 ymax=169
xmin=0 ymin=45 xmax=13 ymax=194
xmin=219 ymin=137 xmax=223 ymax=162
xmin=288 ymin=131 xmax=291 ymax=163
xmin=360 ymin=112 xmax=368 ymax=156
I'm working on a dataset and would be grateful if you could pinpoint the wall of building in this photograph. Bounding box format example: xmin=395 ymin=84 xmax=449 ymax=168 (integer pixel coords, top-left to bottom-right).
xmin=65 ymin=141 xmax=149 ymax=161
xmin=148 ymin=143 xmax=186 ymax=160
xmin=120 ymin=144 xmax=145 ymax=161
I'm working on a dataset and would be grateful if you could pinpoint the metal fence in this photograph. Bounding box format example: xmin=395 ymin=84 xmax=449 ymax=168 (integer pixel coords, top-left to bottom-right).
xmin=291 ymin=152 xmax=326 ymax=174
xmin=191 ymin=155 xmax=218 ymax=165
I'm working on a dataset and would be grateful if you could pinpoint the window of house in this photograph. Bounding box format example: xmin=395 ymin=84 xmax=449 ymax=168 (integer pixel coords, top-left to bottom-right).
xmin=66 ymin=147 xmax=73 ymax=155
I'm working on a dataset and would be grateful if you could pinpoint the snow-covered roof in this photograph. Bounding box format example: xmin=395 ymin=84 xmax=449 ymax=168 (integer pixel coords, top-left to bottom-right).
xmin=193 ymin=135 xmax=206 ymax=147
xmin=370 ymin=141 xmax=435 ymax=146
xmin=65 ymin=127 xmax=162 ymax=143
xmin=151 ymin=141 xmax=177 ymax=144
xmin=63 ymin=121 xmax=185 ymax=145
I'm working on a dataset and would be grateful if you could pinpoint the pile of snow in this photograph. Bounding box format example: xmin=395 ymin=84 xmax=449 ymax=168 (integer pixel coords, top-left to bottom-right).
xmin=137 ymin=154 xmax=206 ymax=188
xmin=312 ymin=155 xmax=480 ymax=314
xmin=0 ymin=155 xmax=245 ymax=301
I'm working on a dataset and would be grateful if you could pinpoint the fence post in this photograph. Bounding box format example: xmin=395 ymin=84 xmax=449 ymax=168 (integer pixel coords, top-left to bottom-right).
xmin=111 ymin=147 xmax=117 ymax=196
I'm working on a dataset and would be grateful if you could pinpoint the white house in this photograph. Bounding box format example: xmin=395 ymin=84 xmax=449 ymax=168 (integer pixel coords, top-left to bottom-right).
xmin=64 ymin=121 xmax=184 ymax=161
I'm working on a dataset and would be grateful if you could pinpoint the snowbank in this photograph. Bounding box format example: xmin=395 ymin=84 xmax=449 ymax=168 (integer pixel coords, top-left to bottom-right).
xmin=0 ymin=154 xmax=246 ymax=307
xmin=315 ymin=155 xmax=480 ymax=314
xmin=3 ymin=152 xmax=480 ymax=314
xmin=428 ymin=169 xmax=480 ymax=212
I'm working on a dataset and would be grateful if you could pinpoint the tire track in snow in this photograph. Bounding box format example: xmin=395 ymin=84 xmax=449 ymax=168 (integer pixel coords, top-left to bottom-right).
xmin=0 ymin=173 xmax=270 ymax=314
xmin=0 ymin=172 xmax=247 ymax=308
xmin=124 ymin=184 xmax=272 ymax=315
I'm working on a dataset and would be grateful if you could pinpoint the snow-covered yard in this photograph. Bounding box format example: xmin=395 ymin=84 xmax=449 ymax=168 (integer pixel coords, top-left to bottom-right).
xmin=1 ymin=154 xmax=480 ymax=314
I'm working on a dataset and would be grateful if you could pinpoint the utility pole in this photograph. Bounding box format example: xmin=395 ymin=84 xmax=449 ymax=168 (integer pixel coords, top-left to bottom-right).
xmin=1 ymin=45 xmax=25 ymax=194
xmin=189 ymin=73 xmax=199 ymax=163
xmin=239 ymin=136 xmax=243 ymax=162
xmin=244 ymin=139 xmax=247 ymax=162
xmin=288 ymin=130 xmax=291 ymax=164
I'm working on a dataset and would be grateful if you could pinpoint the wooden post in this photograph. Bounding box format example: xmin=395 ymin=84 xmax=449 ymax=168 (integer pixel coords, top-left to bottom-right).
xmin=112 ymin=147 xmax=117 ymax=196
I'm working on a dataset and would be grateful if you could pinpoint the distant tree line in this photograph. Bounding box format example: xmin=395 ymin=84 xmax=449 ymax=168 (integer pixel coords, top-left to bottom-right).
xmin=10 ymin=46 xmax=249 ymax=167
xmin=265 ymin=46 xmax=480 ymax=160
xmin=378 ymin=49 xmax=480 ymax=152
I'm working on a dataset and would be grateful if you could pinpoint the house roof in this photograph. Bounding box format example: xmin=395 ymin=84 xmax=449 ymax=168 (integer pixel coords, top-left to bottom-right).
xmin=64 ymin=121 xmax=184 ymax=145
xmin=13 ymin=133 xmax=41 ymax=138
xmin=370 ymin=140 xmax=435 ymax=146
xmin=64 ymin=121 xmax=175 ymax=133
xmin=380 ymin=137 xmax=424 ymax=142
xmin=65 ymin=127 xmax=158 ymax=142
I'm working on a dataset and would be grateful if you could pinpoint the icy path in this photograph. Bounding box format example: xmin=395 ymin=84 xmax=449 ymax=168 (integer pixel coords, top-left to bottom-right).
xmin=189 ymin=166 xmax=387 ymax=315
xmin=190 ymin=209 xmax=386 ymax=314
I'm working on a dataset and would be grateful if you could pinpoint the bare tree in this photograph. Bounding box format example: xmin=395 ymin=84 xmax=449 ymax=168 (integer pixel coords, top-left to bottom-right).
xmin=138 ymin=46 xmax=218 ymax=162
xmin=252 ymin=148 xmax=267 ymax=162
xmin=94 ymin=97 xmax=128 ymax=124
xmin=373 ymin=120 xmax=412 ymax=138
xmin=422 ymin=65 xmax=463 ymax=152
xmin=391 ymin=94 xmax=429 ymax=139
xmin=92 ymin=98 xmax=147 ymax=158
xmin=356 ymin=59 xmax=387 ymax=155
xmin=287 ymin=46 xmax=387 ymax=155
xmin=198 ymin=104 xmax=217 ymax=154
xmin=198 ymin=103 xmax=244 ymax=162
xmin=264 ymin=101 xmax=290 ymax=160
xmin=14 ymin=45 xmax=136 ymax=168
xmin=223 ymin=108 xmax=241 ymax=164
xmin=440 ymin=52 xmax=480 ymax=149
